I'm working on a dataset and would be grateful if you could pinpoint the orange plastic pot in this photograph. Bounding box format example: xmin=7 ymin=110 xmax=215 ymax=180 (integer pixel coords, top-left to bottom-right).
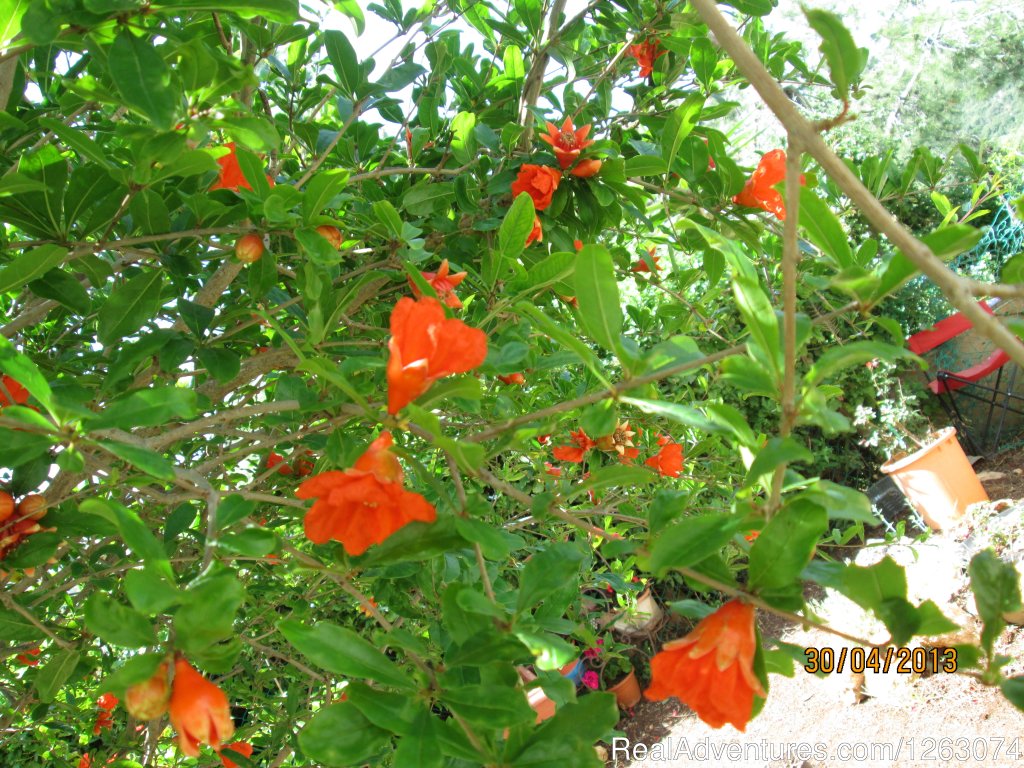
xmin=607 ymin=668 xmax=641 ymax=709
xmin=880 ymin=427 xmax=988 ymax=531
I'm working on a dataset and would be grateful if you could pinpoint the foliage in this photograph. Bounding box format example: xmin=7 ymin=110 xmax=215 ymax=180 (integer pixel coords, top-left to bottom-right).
xmin=0 ymin=1 xmax=1022 ymax=766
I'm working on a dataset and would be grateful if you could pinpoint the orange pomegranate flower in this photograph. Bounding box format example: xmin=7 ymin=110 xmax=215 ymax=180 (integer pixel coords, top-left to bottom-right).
xmin=632 ymin=249 xmax=661 ymax=272
xmin=539 ymin=117 xmax=595 ymax=170
xmin=552 ymin=428 xmax=596 ymax=463
xmin=628 ymin=40 xmax=666 ymax=78
xmin=386 ymin=296 xmax=488 ymax=414
xmin=511 ymin=164 xmax=561 ymax=211
xmin=573 ymin=240 xmax=584 ymax=251
xmin=645 ymin=441 xmax=684 ymax=478
xmin=265 ymin=452 xmax=292 ymax=476
xmin=168 ymin=659 xmax=235 ymax=757
xmin=219 ymin=741 xmax=254 ymax=768
xmin=297 ymin=432 xmax=437 ymax=556
xmin=525 ymin=216 xmax=543 ymax=246
xmin=124 ymin=661 xmax=171 ymax=720
xmin=210 ymin=143 xmax=275 ymax=193
xmin=732 ymin=149 xmax=805 ymax=221
xmin=544 ymin=462 xmax=562 ymax=477
xmin=570 ymin=158 xmax=602 ymax=178
xmin=92 ymin=693 xmax=118 ymax=734
xmin=0 ymin=375 xmax=28 ymax=406
xmin=17 ymin=646 xmax=40 ymax=666
xmin=645 ymin=599 xmax=766 ymax=731
xmin=497 ymin=373 xmax=526 ymax=386
xmin=409 ymin=259 xmax=468 ymax=309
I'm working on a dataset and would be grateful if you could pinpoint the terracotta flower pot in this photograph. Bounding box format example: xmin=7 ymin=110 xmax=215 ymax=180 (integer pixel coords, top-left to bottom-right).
xmin=880 ymin=427 xmax=988 ymax=531
xmin=607 ymin=667 xmax=641 ymax=709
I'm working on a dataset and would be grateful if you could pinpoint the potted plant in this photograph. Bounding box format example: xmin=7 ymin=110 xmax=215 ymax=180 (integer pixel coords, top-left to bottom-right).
xmin=610 ymin=578 xmax=663 ymax=635
xmin=581 ymin=636 xmax=642 ymax=709
xmin=856 ymin=360 xmax=988 ymax=530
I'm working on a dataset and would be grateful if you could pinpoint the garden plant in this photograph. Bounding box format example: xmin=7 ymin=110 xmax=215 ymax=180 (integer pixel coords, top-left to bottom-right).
xmin=1 ymin=0 xmax=1023 ymax=766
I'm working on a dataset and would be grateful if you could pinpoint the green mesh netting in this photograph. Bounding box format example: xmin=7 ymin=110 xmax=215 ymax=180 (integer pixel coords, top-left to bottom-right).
xmin=918 ymin=198 xmax=1024 ymax=452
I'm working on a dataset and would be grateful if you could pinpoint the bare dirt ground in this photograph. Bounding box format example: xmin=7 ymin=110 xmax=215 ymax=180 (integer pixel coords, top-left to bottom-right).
xmin=603 ymin=448 xmax=1024 ymax=768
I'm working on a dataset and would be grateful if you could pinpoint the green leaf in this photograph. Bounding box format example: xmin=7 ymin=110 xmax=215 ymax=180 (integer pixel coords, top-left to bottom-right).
xmin=299 ymin=703 xmax=393 ymax=766
xmin=101 ymin=653 xmax=165 ymax=697
xmin=0 ymin=606 xmax=45 ymax=641
xmin=80 ymin=498 xmax=172 ymax=577
xmin=217 ymin=495 xmax=256 ymax=529
xmin=450 ymin=111 xmax=477 ymax=165
xmin=0 ymin=174 xmax=49 ymax=197
xmin=393 ymin=710 xmax=443 ymax=768
xmin=748 ymin=500 xmax=828 ymax=590
xmin=234 ymin=146 xmax=273 ymax=197
xmin=37 ymin=118 xmax=112 ymax=168
xmin=149 ymin=0 xmax=299 ymax=21
xmin=333 ymin=0 xmax=365 ymax=33
xmin=173 ymin=573 xmax=245 ymax=655
xmin=744 ymin=437 xmax=813 ymax=487
xmin=98 ymin=440 xmax=176 ymax=481
xmin=303 ymin=169 xmax=349 ymax=222
xmin=872 ymin=224 xmax=984 ymax=304
xmin=662 ymin=94 xmax=704 ymax=167
xmin=648 ymin=514 xmax=746 ymax=575
xmin=1001 ymin=676 xmax=1024 ymax=713
xmin=248 ymin=248 xmax=278 ymax=298
xmin=516 ymin=543 xmax=586 ymax=613
xmin=515 ymin=303 xmax=612 ymax=388
xmin=441 ymin=683 xmax=535 ymax=728
xmin=797 ymin=480 xmax=878 ymax=524
xmin=403 ymin=181 xmax=456 ymax=217
xmin=573 ymin=245 xmax=623 ymax=353
xmin=28 ymin=268 xmax=90 ymax=313
xmin=798 ymin=187 xmax=853 ymax=269
xmin=84 ymin=594 xmax=156 ymax=648
xmin=278 ymin=620 xmax=414 ymax=689
xmin=0 ymin=245 xmax=67 ymax=295
xmin=196 ymin=347 xmax=241 ymax=384
xmin=803 ymin=7 xmax=867 ymax=101
xmin=969 ymin=550 xmax=1022 ymax=653
xmin=89 ymin=387 xmax=197 ymax=431
xmin=216 ymin=528 xmax=277 ymax=557
xmin=372 ymin=200 xmax=403 ymax=238
xmin=620 ymin=397 xmax=717 ymax=433
xmin=625 ymin=155 xmax=668 ymax=177
xmin=434 ymin=435 xmax=485 ymax=473
xmin=324 ymin=30 xmax=361 ymax=96
xmin=499 ymin=192 xmax=537 ymax=265
xmin=3 ymin=531 xmax=59 ymax=568
xmin=0 ymin=428 xmax=55 ymax=468
xmin=0 ymin=0 xmax=29 ymax=49
xmin=35 ymin=650 xmax=81 ymax=703
xmin=124 ymin=567 xmax=180 ymax=615
xmin=97 ymin=270 xmax=164 ymax=346
xmin=107 ymin=31 xmax=178 ymax=130
xmin=805 ymin=340 xmax=918 ymax=386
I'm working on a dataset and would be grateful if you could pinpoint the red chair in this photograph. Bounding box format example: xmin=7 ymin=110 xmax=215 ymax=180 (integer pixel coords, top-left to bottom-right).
xmin=907 ymin=300 xmax=1021 ymax=454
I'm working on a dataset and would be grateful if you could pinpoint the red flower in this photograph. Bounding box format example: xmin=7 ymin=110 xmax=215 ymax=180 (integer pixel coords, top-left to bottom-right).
xmin=386 ymin=296 xmax=488 ymax=414
xmin=124 ymin=661 xmax=171 ymax=721
xmin=294 ymin=451 xmax=315 ymax=477
xmin=16 ymin=647 xmax=40 ymax=666
xmin=0 ymin=375 xmax=28 ymax=406
xmin=297 ymin=432 xmax=437 ymax=556
xmin=628 ymin=40 xmax=666 ymax=78
xmin=632 ymin=249 xmax=661 ymax=272
xmin=511 ymin=164 xmax=561 ymax=211
xmin=409 ymin=259 xmax=468 ymax=309
xmin=732 ymin=149 xmax=805 ymax=221
xmin=537 ymin=434 xmax=551 ymax=445
xmin=570 ymin=159 xmax=602 ymax=178
xmin=168 ymin=659 xmax=235 ymax=757
xmin=497 ymin=373 xmax=526 ymax=386
xmin=645 ymin=442 xmax=684 ymax=478
xmin=92 ymin=693 xmax=119 ymax=734
xmin=645 ymin=600 xmax=766 ymax=731
xmin=573 ymin=240 xmax=584 ymax=251
xmin=219 ymin=741 xmax=254 ymax=768
xmin=544 ymin=462 xmax=562 ymax=477
xmin=560 ymin=294 xmax=579 ymax=308
xmin=552 ymin=428 xmax=596 ymax=463
xmin=210 ymin=143 xmax=275 ymax=192
xmin=539 ymin=117 xmax=595 ymax=170
xmin=525 ymin=216 xmax=543 ymax=246
xmin=265 ymin=452 xmax=292 ymax=476
xmin=744 ymin=530 xmax=760 ymax=542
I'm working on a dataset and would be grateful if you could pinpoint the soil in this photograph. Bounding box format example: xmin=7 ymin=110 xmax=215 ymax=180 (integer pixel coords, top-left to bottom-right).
xmin=600 ymin=447 xmax=1024 ymax=768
